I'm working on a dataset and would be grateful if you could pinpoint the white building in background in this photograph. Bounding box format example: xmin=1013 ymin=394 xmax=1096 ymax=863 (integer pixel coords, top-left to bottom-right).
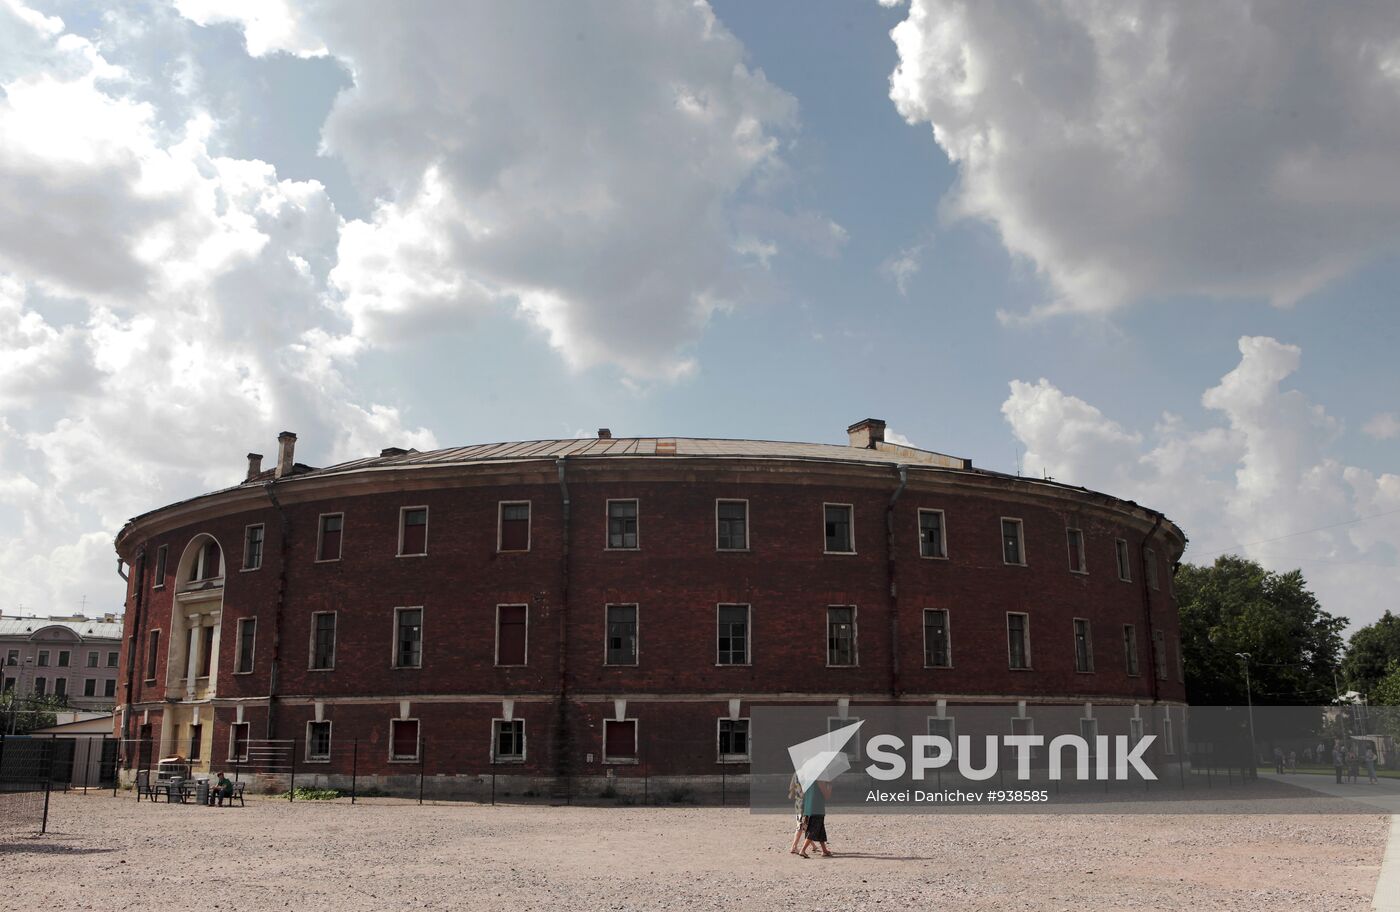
xmin=1 ymin=613 xmax=124 ymax=710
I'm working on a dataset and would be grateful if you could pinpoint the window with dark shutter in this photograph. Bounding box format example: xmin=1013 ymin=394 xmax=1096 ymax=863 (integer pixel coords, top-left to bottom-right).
xmin=604 ymin=719 xmax=637 ymax=761
xmin=146 ymin=631 xmax=159 ymax=681
xmin=497 ymin=605 xmax=527 ymax=665
xmin=230 ymin=722 xmax=249 ymax=761
xmin=924 ymin=609 xmax=950 ymax=667
xmin=400 ymin=508 xmax=427 ymax=555
xmin=500 ymin=503 xmax=531 ymax=551
xmin=391 ymin=719 xmax=419 ymax=760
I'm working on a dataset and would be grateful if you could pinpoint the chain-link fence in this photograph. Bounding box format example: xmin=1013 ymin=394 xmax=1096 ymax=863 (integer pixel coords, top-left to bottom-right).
xmin=0 ymin=734 xmax=55 ymax=835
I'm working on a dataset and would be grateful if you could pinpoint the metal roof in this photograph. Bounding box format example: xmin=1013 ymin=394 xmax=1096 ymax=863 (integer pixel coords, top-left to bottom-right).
xmin=0 ymin=617 xmax=124 ymax=640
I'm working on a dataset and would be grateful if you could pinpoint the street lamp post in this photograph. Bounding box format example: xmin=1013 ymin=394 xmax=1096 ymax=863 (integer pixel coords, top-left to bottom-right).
xmin=1236 ymin=652 xmax=1258 ymax=774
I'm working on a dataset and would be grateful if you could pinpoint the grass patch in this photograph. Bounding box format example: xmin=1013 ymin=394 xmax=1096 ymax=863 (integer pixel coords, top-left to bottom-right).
xmin=277 ymin=786 xmax=344 ymax=801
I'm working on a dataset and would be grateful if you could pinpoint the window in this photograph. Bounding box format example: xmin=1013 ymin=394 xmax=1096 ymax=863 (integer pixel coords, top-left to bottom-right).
xmin=923 ymin=609 xmax=951 ymax=667
xmin=34 ymin=677 xmax=47 ymax=695
xmin=243 ymin=524 xmax=264 ymax=570
xmin=57 ymin=650 xmax=70 ymax=668
xmin=1123 ymin=625 xmax=1140 ymax=676
xmin=2 ymin=677 xmax=12 ymax=692
xmin=493 ymin=719 xmax=525 ymax=762
xmin=390 ymin=719 xmax=420 ymax=761
xmin=37 ymin=650 xmax=49 ymax=667
xmin=499 ymin=502 xmax=531 ymax=552
xmin=928 ymin=717 xmax=956 ymax=757
xmin=317 ymin=514 xmax=344 ymax=562
xmin=229 ymin=722 xmax=250 ymax=761
xmin=1153 ymin=630 xmax=1167 ymax=680
xmin=399 ymin=507 xmax=428 ymax=556
xmin=295 ymin=614 xmax=332 ymax=672
xmin=605 ymin=604 xmax=638 ymax=665
xmin=718 ymin=718 xmax=750 ymax=762
xmin=1073 ymin=618 xmax=1094 ymax=673
xmin=603 ymin=718 xmax=637 ymax=763
xmin=1007 ymin=612 xmax=1030 ymax=669
xmin=188 ymin=723 xmax=202 ymax=761
xmin=198 ymin=626 xmax=214 ymax=677
xmin=918 ymin=509 xmax=946 ymax=559
xmin=86 ymin=651 xmax=98 ymax=668
xmin=827 ymin=716 xmax=863 ymax=760
xmin=1067 ymin=528 xmax=1086 ymax=573
xmin=1115 ymin=539 xmax=1132 ymax=582
xmin=104 ymin=679 xmax=116 ymax=698
xmin=1011 ymin=715 xmax=1038 ymax=758
xmin=606 ymin=500 xmax=638 ymax=549
xmin=53 ymin=678 xmax=66 ymax=697
xmin=83 ymin=678 xmax=97 ymax=697
xmin=145 ymin=631 xmax=160 ymax=681
xmin=824 ymin=504 xmax=854 ymax=553
xmin=1145 ymin=548 xmax=1159 ymax=590
xmin=496 ymin=605 xmax=528 ymax=666
xmin=5 ymin=650 xmax=16 ymax=665
xmin=153 ymin=544 xmax=168 ymax=588
xmin=717 ymin=604 xmax=750 ymax=665
xmin=189 ymin=539 xmax=222 ymax=582
xmin=106 ymin=651 xmax=118 ymax=667
xmin=307 ymin=721 xmax=331 ymax=761
xmin=716 ymin=500 xmax=748 ymax=551
xmin=1163 ymin=715 xmax=1175 ymax=755
xmin=394 ymin=608 xmax=423 ymax=668
xmin=827 ymin=606 xmax=857 ymax=666
xmin=1129 ymin=717 xmax=1144 ymax=745
xmin=235 ymin=617 xmax=256 ymax=674
xmin=1001 ymin=518 xmax=1025 ymax=565
xmin=1080 ymin=717 xmax=1099 ymax=758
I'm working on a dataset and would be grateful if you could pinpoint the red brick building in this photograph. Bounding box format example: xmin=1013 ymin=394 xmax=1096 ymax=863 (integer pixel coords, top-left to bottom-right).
xmin=112 ymin=419 xmax=1186 ymax=793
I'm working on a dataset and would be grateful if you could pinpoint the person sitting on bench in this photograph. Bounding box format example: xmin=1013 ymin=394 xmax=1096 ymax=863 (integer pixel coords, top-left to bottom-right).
xmin=213 ymin=772 xmax=235 ymax=807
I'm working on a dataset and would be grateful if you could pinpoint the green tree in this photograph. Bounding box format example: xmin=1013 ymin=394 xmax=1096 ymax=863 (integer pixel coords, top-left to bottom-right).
xmin=1342 ymin=611 xmax=1400 ymax=695
xmin=0 ymin=691 xmax=68 ymax=735
xmin=1178 ymin=556 xmax=1346 ymax=706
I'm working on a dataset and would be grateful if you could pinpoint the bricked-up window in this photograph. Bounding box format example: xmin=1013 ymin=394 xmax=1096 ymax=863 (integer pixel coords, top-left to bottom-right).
xmin=235 ymin=617 xmax=255 ymax=673
xmin=1067 ymin=528 xmax=1086 ymax=573
xmin=145 ymin=631 xmax=159 ymax=681
xmin=496 ymin=605 xmax=528 ymax=666
xmin=716 ymin=500 xmax=748 ymax=550
xmin=307 ymin=721 xmax=331 ymax=761
xmin=718 ymin=718 xmax=750 ymax=761
xmin=607 ymin=500 xmax=638 ymax=550
xmin=86 ymin=651 xmax=98 ymax=668
xmin=1007 ymin=612 xmax=1031 ymax=669
xmin=107 ymin=651 xmax=118 ymax=667
xmin=1123 ymin=624 xmax=1140 ymax=676
xmin=83 ymin=678 xmax=96 ymax=697
xmin=605 ymin=605 xmax=638 ymax=665
xmin=57 ymin=650 xmax=69 ymax=667
xmin=1001 ymin=518 xmax=1025 ymax=565
xmin=188 ymin=723 xmax=202 ymax=760
xmin=394 ymin=608 xmax=423 ymax=668
xmin=824 ymin=504 xmax=854 ymax=553
xmin=311 ymin=612 xmax=336 ymax=670
xmin=827 ymin=606 xmax=857 ymax=666
xmin=493 ymin=719 xmax=525 ymax=761
xmin=603 ymin=719 xmax=637 ymax=762
xmin=189 ymin=539 xmax=222 ymax=582
xmin=1153 ymin=630 xmax=1167 ymax=680
xmin=1115 ymin=539 xmax=1132 ymax=582
xmin=391 ymin=719 xmax=420 ymax=760
xmin=399 ymin=507 xmax=428 ymax=556
xmin=317 ymin=514 xmax=343 ymax=561
xmin=499 ymin=502 xmax=531 ymax=552
xmin=1145 ymin=548 xmax=1159 ymax=590
xmin=243 ymin=524 xmax=264 ymax=570
xmin=229 ymin=722 xmax=250 ymax=761
xmin=918 ymin=509 xmax=946 ymax=558
xmin=1074 ymin=618 xmax=1094 ymax=672
xmin=717 ymin=604 xmax=749 ymax=665
xmin=153 ymin=544 xmax=168 ymax=589
xmin=103 ymin=678 xmax=115 ymax=698
xmin=923 ymin=609 xmax=951 ymax=667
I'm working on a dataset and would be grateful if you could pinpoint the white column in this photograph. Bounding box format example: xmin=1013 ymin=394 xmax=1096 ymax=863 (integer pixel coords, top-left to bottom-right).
xmin=185 ymin=617 xmax=200 ymax=698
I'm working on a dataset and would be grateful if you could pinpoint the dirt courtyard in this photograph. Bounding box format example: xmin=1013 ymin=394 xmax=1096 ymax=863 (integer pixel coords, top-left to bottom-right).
xmin=1 ymin=792 xmax=1388 ymax=911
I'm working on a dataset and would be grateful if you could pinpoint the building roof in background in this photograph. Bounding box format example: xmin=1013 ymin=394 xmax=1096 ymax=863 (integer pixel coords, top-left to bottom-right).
xmin=0 ymin=616 xmax=123 ymax=640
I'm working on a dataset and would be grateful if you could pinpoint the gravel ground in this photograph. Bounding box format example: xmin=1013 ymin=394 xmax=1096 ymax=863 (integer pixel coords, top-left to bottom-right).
xmin=0 ymin=792 xmax=1387 ymax=912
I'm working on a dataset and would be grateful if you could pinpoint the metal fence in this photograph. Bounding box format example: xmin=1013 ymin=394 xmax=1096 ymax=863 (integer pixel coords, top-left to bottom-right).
xmin=0 ymin=734 xmax=55 ymax=835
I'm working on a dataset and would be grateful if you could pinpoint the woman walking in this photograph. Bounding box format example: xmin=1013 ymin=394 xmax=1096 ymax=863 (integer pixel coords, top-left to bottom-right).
xmin=1366 ymin=746 xmax=1379 ymax=784
xmin=787 ymin=774 xmax=807 ymax=856
xmin=798 ymin=779 xmax=835 ymax=858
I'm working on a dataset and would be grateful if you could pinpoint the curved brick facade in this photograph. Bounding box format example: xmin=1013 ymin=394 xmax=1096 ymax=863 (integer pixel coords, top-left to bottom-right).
xmin=112 ymin=429 xmax=1187 ymax=793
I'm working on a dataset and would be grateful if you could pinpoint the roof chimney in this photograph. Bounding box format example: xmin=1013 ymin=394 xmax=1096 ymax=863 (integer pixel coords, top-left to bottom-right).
xmin=246 ymin=452 xmax=263 ymax=481
xmin=275 ymin=431 xmax=297 ymax=478
xmin=380 ymin=446 xmax=408 ymax=458
xmin=846 ymin=418 xmax=886 ymax=450
xmin=597 ymin=428 xmax=612 ymax=439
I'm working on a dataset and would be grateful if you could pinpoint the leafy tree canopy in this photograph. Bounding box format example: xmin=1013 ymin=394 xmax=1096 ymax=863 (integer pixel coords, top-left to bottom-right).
xmin=1342 ymin=611 xmax=1400 ymax=695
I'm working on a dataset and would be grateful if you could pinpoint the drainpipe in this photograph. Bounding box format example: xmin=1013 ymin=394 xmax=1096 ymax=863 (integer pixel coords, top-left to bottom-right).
xmin=120 ymin=547 xmax=148 ymax=747
xmin=553 ymin=458 xmax=573 ymax=789
xmin=264 ymin=480 xmax=291 ymax=740
xmin=1141 ymin=511 xmax=1163 ymax=703
xmin=887 ymin=465 xmax=908 ymax=699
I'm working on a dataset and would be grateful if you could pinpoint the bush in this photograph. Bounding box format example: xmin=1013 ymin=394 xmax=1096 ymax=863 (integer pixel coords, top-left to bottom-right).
xmin=277 ymin=786 xmax=343 ymax=801
xmin=599 ymin=781 xmax=619 ymax=799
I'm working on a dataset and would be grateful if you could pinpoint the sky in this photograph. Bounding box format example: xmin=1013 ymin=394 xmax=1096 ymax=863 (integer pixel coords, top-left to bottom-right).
xmin=0 ymin=0 xmax=1397 ymax=633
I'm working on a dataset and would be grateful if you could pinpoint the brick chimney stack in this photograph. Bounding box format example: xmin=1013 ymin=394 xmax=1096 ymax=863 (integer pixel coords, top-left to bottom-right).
xmin=846 ymin=418 xmax=886 ymax=450
xmin=275 ymin=432 xmax=297 ymax=478
xmin=598 ymin=428 xmax=612 ymax=439
xmin=246 ymin=453 xmax=263 ymax=481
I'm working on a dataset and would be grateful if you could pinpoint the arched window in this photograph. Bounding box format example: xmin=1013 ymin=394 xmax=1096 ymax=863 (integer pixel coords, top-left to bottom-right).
xmin=188 ymin=539 xmax=222 ymax=582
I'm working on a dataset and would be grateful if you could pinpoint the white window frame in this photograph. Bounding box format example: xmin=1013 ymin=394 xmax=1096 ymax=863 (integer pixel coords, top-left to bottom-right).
xmin=242 ymin=523 xmax=265 ymax=572
xmin=602 ymin=717 xmax=639 ymax=764
xmin=715 ymin=498 xmax=750 ymax=552
xmin=491 ymin=718 xmax=527 ymax=763
xmin=316 ymin=512 xmax=345 ymax=563
xmin=1080 ymin=717 xmax=1099 ymax=759
xmin=604 ymin=603 xmax=640 ymax=666
xmin=494 ymin=604 xmax=529 ymax=667
xmin=1006 ymin=611 xmax=1031 ymax=670
xmin=917 ymin=508 xmax=948 ymax=560
xmin=153 ymin=544 xmax=168 ymax=589
xmin=826 ymin=716 xmax=864 ymax=760
xmin=717 ymin=717 xmax=752 ymax=763
xmin=392 ymin=606 xmax=424 ymax=669
xmin=922 ymin=607 xmax=952 ymax=668
xmin=1129 ymin=716 xmax=1144 ymax=745
xmin=234 ymin=616 xmax=256 ymax=675
xmin=927 ymin=715 xmax=957 ymax=757
xmin=826 ymin=604 xmax=859 ymax=667
xmin=822 ymin=502 xmax=856 ymax=555
xmin=715 ymin=603 xmax=751 ymax=666
xmin=389 ymin=717 xmax=421 ymax=762
xmin=309 ymin=611 xmax=336 ymax=671
xmin=106 ymin=650 xmax=119 ymax=667
xmin=497 ymin=500 xmax=532 ymax=553
xmin=1073 ymin=617 xmax=1094 ymax=673
xmin=1000 ymin=517 xmax=1026 ymax=566
xmin=1066 ymin=527 xmax=1087 ymax=574
xmin=228 ymin=721 xmax=250 ymax=762
xmin=397 ymin=505 xmax=429 ymax=558
xmin=85 ymin=650 xmax=99 ymax=668
xmin=1011 ymin=714 xmax=1038 ymax=759
xmin=305 ymin=720 xmax=332 ymax=763
xmin=1162 ymin=714 xmax=1175 ymax=756
xmin=1115 ymin=539 xmax=1132 ymax=582
xmin=604 ymin=498 xmax=640 ymax=551
xmin=144 ymin=629 xmax=161 ymax=683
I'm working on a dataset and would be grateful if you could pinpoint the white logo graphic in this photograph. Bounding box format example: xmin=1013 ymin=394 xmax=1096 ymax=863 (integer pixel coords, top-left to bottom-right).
xmin=788 ymin=720 xmax=864 ymax=793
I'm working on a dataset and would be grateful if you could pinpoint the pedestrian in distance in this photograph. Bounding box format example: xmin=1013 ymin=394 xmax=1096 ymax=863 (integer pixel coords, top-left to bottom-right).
xmin=1366 ymin=746 xmax=1379 ymax=784
xmin=798 ymin=778 xmax=834 ymax=859
xmin=787 ymin=773 xmax=807 ymax=856
xmin=1349 ymin=746 xmax=1361 ymax=783
xmin=1334 ymin=743 xmax=1346 ymax=784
